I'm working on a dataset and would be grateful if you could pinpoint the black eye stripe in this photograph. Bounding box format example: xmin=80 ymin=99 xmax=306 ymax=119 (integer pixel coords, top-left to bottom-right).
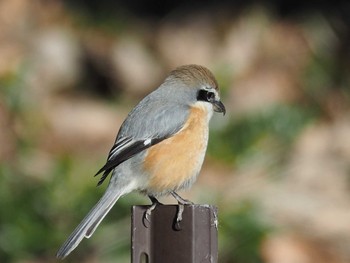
xmin=197 ymin=90 xmax=215 ymax=102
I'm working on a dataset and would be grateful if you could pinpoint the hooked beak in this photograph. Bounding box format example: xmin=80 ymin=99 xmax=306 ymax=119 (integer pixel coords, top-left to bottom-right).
xmin=213 ymin=100 xmax=226 ymax=115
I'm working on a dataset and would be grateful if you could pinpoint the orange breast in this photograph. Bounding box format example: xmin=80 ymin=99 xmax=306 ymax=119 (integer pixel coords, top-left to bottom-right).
xmin=143 ymin=105 xmax=210 ymax=194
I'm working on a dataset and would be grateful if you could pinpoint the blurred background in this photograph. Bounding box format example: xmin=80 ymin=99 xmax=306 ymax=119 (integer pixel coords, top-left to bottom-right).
xmin=1 ymin=0 xmax=350 ymax=262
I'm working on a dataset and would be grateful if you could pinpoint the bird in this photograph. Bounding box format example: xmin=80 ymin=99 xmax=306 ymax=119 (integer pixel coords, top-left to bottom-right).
xmin=56 ymin=64 xmax=226 ymax=259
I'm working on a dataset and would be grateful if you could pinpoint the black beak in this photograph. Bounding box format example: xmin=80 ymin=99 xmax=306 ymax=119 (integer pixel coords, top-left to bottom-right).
xmin=213 ymin=100 xmax=226 ymax=115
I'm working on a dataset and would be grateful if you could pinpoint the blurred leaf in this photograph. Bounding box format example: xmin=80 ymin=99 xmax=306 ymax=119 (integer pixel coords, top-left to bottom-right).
xmin=219 ymin=201 xmax=271 ymax=263
xmin=0 ymin=165 xmax=59 ymax=261
xmin=303 ymin=49 xmax=350 ymax=115
xmin=208 ymin=104 xmax=316 ymax=166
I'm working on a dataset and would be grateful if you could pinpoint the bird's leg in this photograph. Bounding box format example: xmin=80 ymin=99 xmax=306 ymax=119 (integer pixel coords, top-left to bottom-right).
xmin=171 ymin=191 xmax=194 ymax=229
xmin=143 ymin=195 xmax=162 ymax=227
xmin=171 ymin=191 xmax=194 ymax=205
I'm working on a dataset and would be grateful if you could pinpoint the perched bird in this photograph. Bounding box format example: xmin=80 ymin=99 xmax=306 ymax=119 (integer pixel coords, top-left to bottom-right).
xmin=56 ymin=64 xmax=226 ymax=259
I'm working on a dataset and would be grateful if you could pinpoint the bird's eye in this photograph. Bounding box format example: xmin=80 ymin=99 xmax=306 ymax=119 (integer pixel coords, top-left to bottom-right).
xmin=197 ymin=90 xmax=215 ymax=103
xmin=206 ymin=92 xmax=215 ymax=101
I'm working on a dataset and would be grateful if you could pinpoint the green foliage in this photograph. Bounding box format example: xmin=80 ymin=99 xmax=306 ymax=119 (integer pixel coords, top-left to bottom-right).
xmin=0 ymin=72 xmax=25 ymax=113
xmin=303 ymin=51 xmax=350 ymax=111
xmin=0 ymin=165 xmax=57 ymax=261
xmin=219 ymin=202 xmax=271 ymax=263
xmin=0 ymin=154 xmax=141 ymax=263
xmin=208 ymin=104 xmax=316 ymax=165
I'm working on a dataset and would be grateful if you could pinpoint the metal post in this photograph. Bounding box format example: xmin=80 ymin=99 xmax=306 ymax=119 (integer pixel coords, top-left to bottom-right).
xmin=131 ymin=204 xmax=218 ymax=263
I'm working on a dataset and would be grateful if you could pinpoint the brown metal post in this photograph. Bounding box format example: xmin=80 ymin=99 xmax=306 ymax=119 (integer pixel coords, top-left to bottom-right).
xmin=131 ymin=204 xmax=218 ymax=263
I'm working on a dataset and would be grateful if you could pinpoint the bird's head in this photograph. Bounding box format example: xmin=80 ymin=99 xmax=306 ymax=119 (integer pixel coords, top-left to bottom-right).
xmin=164 ymin=64 xmax=226 ymax=115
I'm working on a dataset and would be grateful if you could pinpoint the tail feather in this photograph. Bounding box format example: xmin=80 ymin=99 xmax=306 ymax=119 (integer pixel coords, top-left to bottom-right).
xmin=56 ymin=190 xmax=121 ymax=259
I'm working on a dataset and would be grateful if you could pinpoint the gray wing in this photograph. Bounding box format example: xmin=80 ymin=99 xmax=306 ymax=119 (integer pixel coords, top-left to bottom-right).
xmin=95 ymin=95 xmax=189 ymax=185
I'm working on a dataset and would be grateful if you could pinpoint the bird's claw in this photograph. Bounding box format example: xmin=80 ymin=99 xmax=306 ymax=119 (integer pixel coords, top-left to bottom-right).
xmin=174 ymin=203 xmax=185 ymax=230
xmin=143 ymin=209 xmax=152 ymax=228
xmin=143 ymin=202 xmax=159 ymax=228
xmin=171 ymin=191 xmax=194 ymax=230
xmin=143 ymin=196 xmax=163 ymax=228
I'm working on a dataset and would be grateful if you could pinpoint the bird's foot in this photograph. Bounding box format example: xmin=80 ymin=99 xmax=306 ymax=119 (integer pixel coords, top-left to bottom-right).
xmin=171 ymin=191 xmax=194 ymax=230
xmin=143 ymin=196 xmax=162 ymax=228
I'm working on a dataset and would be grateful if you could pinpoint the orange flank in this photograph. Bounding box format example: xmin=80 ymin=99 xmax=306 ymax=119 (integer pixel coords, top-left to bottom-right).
xmin=144 ymin=104 xmax=209 ymax=193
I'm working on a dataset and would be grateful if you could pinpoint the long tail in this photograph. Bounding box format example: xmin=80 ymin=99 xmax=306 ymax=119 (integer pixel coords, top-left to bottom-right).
xmin=56 ymin=188 xmax=122 ymax=259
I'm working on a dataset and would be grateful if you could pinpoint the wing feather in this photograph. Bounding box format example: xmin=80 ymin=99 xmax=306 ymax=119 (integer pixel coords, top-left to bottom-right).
xmin=94 ymin=94 xmax=190 ymax=186
xmin=94 ymin=137 xmax=164 ymax=186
